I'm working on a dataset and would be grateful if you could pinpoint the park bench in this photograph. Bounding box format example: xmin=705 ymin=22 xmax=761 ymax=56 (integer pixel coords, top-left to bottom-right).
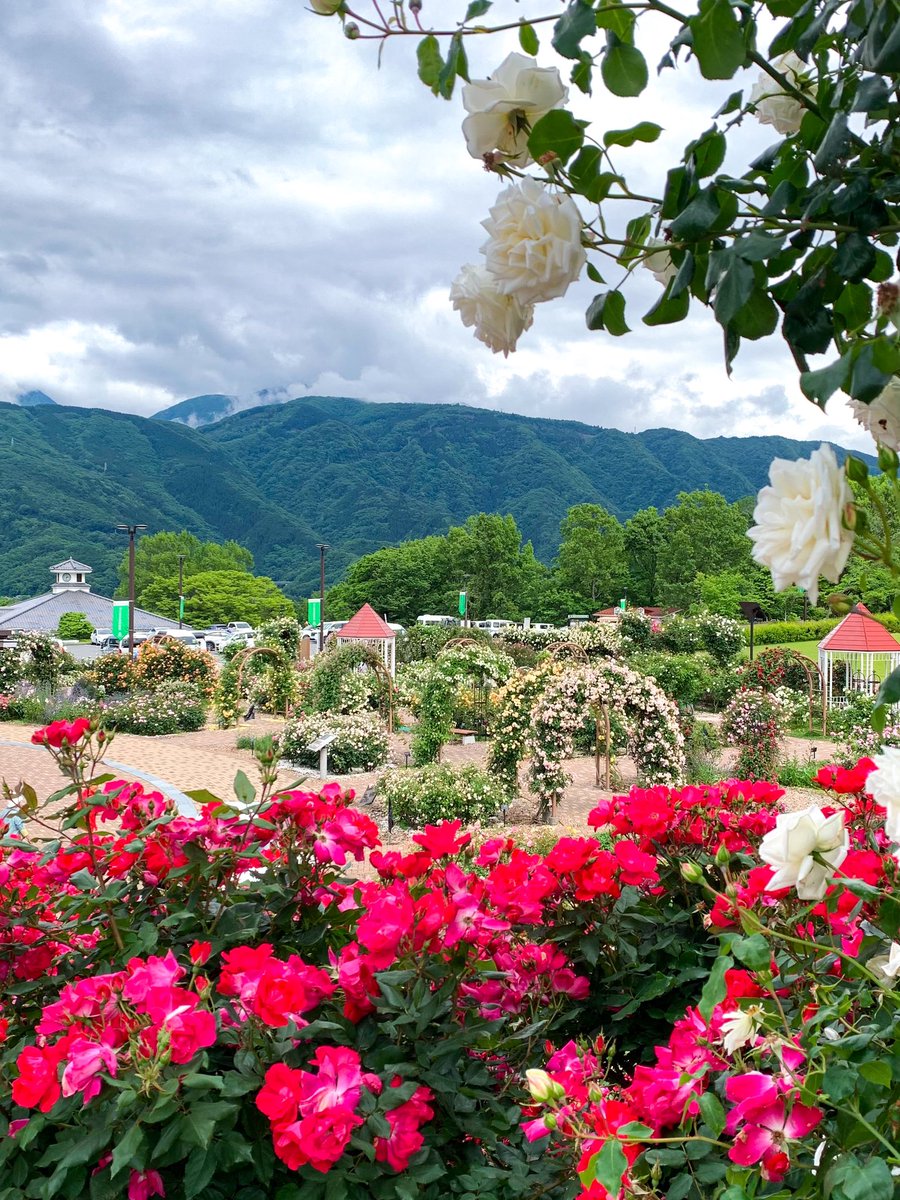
xmin=452 ymin=728 xmax=477 ymax=744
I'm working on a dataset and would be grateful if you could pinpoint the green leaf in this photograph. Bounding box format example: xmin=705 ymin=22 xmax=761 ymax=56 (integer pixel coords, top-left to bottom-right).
xmin=603 ymin=122 xmax=662 ymax=148
xmin=669 ymin=186 xmax=720 ymax=239
xmin=180 ymin=1102 xmax=236 ymax=1150
xmin=833 ymin=233 xmax=877 ymax=283
xmin=849 ymin=341 xmax=896 ymax=403
xmin=464 ymin=0 xmax=492 ymax=20
xmin=586 ymin=291 xmax=630 ymax=335
xmin=438 ymin=33 xmax=468 ymax=99
xmin=690 ymin=129 xmax=726 ymax=177
xmin=731 ymin=933 xmax=770 ymax=971
xmin=828 ymin=1155 xmax=894 ymax=1200
xmin=527 ymin=109 xmax=586 ymax=165
xmin=800 ymin=355 xmax=850 ymax=407
xmin=713 ymin=258 xmax=754 ymax=326
xmin=184 ymin=1147 xmax=217 ymax=1199
xmin=733 ymin=289 xmax=779 ymax=340
xmin=689 ymin=0 xmax=746 ymax=79
xmin=518 ymin=21 xmax=539 ymax=55
xmin=643 ymin=282 xmax=690 ymax=326
xmin=416 ymin=36 xmax=443 ymax=95
xmin=619 ymin=213 xmax=651 ymax=265
xmin=814 ymin=112 xmax=851 ymax=172
xmin=698 ymin=954 xmax=733 ymax=1021
xmin=592 ymin=1138 xmax=629 ymax=1196
xmin=853 ymin=74 xmax=890 ymax=112
xmin=110 ymin=1124 xmax=145 ymax=1178
xmin=553 ymin=1 xmax=598 ymax=59
xmin=601 ymin=39 xmax=648 ymax=96
xmin=858 ymin=1060 xmax=891 ymax=1087
xmin=698 ymin=1091 xmax=726 ymax=1135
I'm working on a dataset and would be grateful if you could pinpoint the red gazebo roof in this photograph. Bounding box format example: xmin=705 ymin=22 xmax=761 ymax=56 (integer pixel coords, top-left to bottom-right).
xmin=336 ymin=603 xmax=396 ymax=640
xmin=819 ymin=604 xmax=900 ymax=653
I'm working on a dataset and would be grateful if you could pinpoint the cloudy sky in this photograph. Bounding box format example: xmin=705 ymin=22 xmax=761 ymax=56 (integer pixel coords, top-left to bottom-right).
xmin=0 ymin=0 xmax=871 ymax=449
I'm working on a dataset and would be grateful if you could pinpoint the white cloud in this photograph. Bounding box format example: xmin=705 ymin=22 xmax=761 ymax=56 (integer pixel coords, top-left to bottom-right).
xmin=0 ymin=0 xmax=875 ymax=456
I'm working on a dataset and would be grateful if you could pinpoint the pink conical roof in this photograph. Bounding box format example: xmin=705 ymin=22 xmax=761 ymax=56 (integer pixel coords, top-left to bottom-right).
xmin=336 ymin=603 xmax=395 ymax=639
xmin=819 ymin=604 xmax=900 ymax=653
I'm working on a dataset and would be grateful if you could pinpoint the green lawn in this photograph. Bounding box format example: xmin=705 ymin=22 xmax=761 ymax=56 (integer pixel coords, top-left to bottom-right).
xmin=740 ymin=639 xmax=821 ymax=662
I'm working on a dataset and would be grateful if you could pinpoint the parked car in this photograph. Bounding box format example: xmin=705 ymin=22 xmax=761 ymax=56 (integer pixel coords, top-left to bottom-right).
xmin=151 ymin=631 xmax=200 ymax=647
xmin=226 ymin=622 xmax=255 ymax=637
xmin=416 ymin=615 xmax=457 ymax=626
xmin=90 ymin=627 xmax=111 ymax=646
xmin=201 ymin=627 xmax=231 ymax=652
xmin=99 ymin=636 xmax=120 ymax=654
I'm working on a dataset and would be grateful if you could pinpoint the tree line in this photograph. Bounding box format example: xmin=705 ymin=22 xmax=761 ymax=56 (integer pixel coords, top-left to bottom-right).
xmin=120 ymin=477 xmax=897 ymax=629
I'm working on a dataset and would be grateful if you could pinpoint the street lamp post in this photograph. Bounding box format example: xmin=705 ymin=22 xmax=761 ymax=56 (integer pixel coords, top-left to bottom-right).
xmin=180 ymin=552 xmax=188 ymax=628
xmin=316 ymin=543 xmax=329 ymax=653
xmin=739 ymin=601 xmax=767 ymax=662
xmin=116 ymin=524 xmax=148 ymax=655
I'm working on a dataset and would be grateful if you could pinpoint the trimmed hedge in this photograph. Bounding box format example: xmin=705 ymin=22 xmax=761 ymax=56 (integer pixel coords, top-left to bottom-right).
xmin=745 ymin=612 xmax=899 ymax=646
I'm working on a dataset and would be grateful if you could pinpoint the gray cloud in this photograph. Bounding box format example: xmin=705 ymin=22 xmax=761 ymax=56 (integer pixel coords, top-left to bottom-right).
xmin=0 ymin=0 xmax=871 ymax=455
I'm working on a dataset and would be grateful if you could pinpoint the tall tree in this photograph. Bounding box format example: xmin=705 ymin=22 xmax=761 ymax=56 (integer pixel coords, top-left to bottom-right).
xmin=139 ymin=570 xmax=293 ymax=627
xmin=117 ymin=531 xmax=254 ymax=603
xmin=326 ymin=537 xmax=455 ymax=626
xmin=656 ymin=491 xmax=753 ymax=610
xmin=447 ymin=513 xmax=525 ymax=620
xmin=624 ymin=507 xmax=663 ymax=607
xmin=556 ymin=504 xmax=628 ymax=610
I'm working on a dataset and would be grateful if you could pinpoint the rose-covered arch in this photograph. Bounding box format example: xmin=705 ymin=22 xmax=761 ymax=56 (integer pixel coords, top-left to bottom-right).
xmin=490 ymin=660 xmax=685 ymax=821
xmin=411 ymin=642 xmax=515 ymax=765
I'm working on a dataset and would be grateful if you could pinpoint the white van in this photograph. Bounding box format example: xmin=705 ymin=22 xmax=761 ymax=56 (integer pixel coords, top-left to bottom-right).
xmin=474 ymin=619 xmax=514 ymax=636
xmin=416 ymin=615 xmax=457 ymax=626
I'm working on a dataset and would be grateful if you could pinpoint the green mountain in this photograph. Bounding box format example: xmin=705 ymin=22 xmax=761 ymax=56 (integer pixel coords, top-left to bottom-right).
xmin=152 ymin=393 xmax=236 ymax=426
xmin=15 ymin=390 xmax=58 ymax=407
xmin=0 ymin=396 xmax=868 ymax=600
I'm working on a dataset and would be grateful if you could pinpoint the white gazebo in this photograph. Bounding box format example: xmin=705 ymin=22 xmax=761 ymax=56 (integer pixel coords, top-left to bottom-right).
xmin=818 ymin=603 xmax=900 ymax=706
xmin=333 ymin=603 xmax=397 ymax=677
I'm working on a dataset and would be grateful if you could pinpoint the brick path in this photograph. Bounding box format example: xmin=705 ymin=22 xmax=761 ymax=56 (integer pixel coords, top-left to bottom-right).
xmin=1 ymin=717 xmax=838 ymax=840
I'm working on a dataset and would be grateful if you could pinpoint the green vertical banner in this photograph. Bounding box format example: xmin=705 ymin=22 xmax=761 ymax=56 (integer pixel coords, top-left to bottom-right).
xmin=308 ymin=597 xmax=321 ymax=625
xmin=111 ymin=601 xmax=129 ymax=640
xmin=179 ymin=596 xmax=185 ymax=621
xmin=619 ymin=598 xmax=627 ymax=610
xmin=458 ymin=591 xmax=467 ymax=617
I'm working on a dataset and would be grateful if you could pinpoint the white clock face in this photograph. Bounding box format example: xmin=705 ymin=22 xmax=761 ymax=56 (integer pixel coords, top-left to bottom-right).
xmin=61 ymin=572 xmax=71 ymax=581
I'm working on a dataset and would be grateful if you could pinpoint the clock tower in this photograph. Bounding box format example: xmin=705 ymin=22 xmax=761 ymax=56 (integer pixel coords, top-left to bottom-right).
xmin=49 ymin=558 xmax=93 ymax=594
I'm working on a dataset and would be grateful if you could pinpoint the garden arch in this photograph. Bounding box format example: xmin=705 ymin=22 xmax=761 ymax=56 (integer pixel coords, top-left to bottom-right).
xmin=489 ymin=660 xmax=685 ymax=822
xmin=411 ymin=642 xmax=515 ymax=764
xmin=306 ymin=642 xmax=396 ymax=731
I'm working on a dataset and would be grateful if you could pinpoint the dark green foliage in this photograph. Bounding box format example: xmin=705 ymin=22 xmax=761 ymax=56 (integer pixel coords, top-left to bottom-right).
xmin=56 ymin=612 xmax=94 ymax=640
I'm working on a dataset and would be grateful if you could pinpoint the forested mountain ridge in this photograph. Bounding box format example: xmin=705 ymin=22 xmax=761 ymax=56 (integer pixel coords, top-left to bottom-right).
xmin=0 ymin=396 xmax=867 ymax=600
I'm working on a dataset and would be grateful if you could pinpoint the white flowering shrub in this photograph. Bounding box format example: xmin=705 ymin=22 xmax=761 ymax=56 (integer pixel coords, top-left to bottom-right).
xmin=394 ymin=662 xmax=435 ymax=716
xmin=769 ymin=684 xmax=809 ymax=730
xmin=279 ymin=712 xmax=389 ymax=773
xmin=103 ymin=682 xmax=209 ymax=736
xmin=380 ymin=763 xmax=507 ymax=828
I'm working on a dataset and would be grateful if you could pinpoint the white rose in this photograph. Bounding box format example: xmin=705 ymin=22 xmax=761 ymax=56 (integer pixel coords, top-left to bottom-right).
xmin=759 ymin=805 xmax=848 ymax=900
xmin=449 ymin=263 xmax=534 ymax=357
xmin=866 ymin=746 xmax=900 ymax=841
xmin=481 ymin=178 xmax=586 ymax=305
xmin=848 ymin=377 xmax=900 ymax=452
xmin=642 ymin=238 xmax=677 ymax=286
xmin=461 ymin=52 xmax=568 ymax=166
xmin=749 ymin=52 xmax=815 ymax=135
xmin=747 ymin=443 xmax=854 ymax=605
xmin=869 ymin=941 xmax=900 ymax=982
xmin=721 ymin=1004 xmax=762 ymax=1055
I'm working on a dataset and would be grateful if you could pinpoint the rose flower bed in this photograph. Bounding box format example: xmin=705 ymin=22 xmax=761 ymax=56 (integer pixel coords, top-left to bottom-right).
xmin=1 ymin=720 xmax=900 ymax=1199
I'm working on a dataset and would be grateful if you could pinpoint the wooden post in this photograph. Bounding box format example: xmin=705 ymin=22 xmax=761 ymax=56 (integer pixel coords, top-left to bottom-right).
xmin=604 ymin=705 xmax=611 ymax=789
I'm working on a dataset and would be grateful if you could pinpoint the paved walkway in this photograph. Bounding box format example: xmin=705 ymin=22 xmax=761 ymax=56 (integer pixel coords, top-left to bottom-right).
xmin=1 ymin=718 xmax=839 ymax=840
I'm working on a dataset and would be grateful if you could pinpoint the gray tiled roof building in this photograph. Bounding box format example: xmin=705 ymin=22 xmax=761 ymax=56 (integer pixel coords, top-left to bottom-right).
xmin=0 ymin=560 xmax=183 ymax=634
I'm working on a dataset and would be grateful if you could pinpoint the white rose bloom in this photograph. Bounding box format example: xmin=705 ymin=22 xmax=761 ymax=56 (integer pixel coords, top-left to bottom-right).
xmin=481 ymin=178 xmax=586 ymax=305
xmin=749 ymin=51 xmax=815 ymax=135
xmin=461 ymin=52 xmax=568 ymax=166
xmin=642 ymin=238 xmax=677 ymax=286
xmin=449 ymin=263 xmax=534 ymax=357
xmin=866 ymin=746 xmax=900 ymax=841
xmin=848 ymin=377 xmax=900 ymax=452
xmin=759 ymin=805 xmax=849 ymax=900
xmin=747 ymin=444 xmax=854 ymax=605
xmin=869 ymin=941 xmax=900 ymax=982
xmin=721 ymin=1005 xmax=762 ymax=1055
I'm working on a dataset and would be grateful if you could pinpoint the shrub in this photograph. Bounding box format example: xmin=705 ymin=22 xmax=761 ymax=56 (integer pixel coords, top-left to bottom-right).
xmin=742 ymin=645 xmax=816 ymax=693
xmin=629 ymin=650 xmax=716 ymax=707
xmin=745 ymin=616 xmax=841 ymax=645
xmin=0 ymin=648 xmax=25 ymax=694
xmin=278 ymin=711 xmax=389 ymax=773
xmin=681 ymin=717 xmax=721 ymax=784
xmin=88 ymin=653 xmax=134 ymax=695
xmin=722 ymin=687 xmax=782 ymax=778
xmin=255 ymin=615 xmax=302 ymax=659
xmin=17 ymin=632 xmax=76 ymax=691
xmin=56 ymin=612 xmax=94 ymax=640
xmin=381 ymin=763 xmax=507 ymax=827
xmin=396 ymin=624 xmax=490 ymax=663
xmin=776 ymin=756 xmax=821 ymax=787
xmin=618 ymin=609 xmax=652 ymax=650
xmin=655 ymin=612 xmax=743 ymax=662
xmin=102 ymin=682 xmax=208 ymax=736
xmin=132 ymin=639 xmax=217 ymax=699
